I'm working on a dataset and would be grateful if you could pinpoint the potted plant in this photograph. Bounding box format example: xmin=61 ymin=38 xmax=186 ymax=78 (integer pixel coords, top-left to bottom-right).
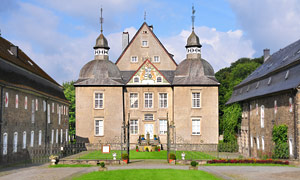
xmin=154 ymin=135 xmax=158 ymax=140
xmin=136 ymin=145 xmax=139 ymax=152
xmin=121 ymin=153 xmax=129 ymax=164
xmin=145 ymin=147 xmax=149 ymax=152
xmin=168 ymin=153 xmax=176 ymax=163
xmin=98 ymin=162 xmax=107 ymax=171
xmin=49 ymin=155 xmax=59 ymax=165
xmin=141 ymin=135 xmax=145 ymax=140
xmin=189 ymin=161 xmax=198 ymax=170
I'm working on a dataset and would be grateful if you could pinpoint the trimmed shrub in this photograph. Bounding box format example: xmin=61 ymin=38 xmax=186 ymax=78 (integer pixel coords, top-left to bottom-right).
xmin=99 ymin=162 xmax=105 ymax=168
xmin=121 ymin=153 xmax=128 ymax=160
xmin=169 ymin=153 xmax=176 ymax=160
xmin=191 ymin=161 xmax=198 ymax=167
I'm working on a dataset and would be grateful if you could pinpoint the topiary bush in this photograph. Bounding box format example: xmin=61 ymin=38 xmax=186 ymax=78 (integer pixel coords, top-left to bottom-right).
xmin=190 ymin=161 xmax=198 ymax=167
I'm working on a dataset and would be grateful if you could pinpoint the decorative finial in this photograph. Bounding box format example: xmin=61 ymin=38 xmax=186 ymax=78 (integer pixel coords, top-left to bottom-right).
xmin=100 ymin=7 xmax=103 ymax=33
xmin=192 ymin=4 xmax=195 ymax=31
xmin=144 ymin=10 xmax=146 ymax=22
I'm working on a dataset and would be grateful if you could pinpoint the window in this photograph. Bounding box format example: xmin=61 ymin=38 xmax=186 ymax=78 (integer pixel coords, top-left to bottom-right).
xmin=3 ymin=133 xmax=8 ymax=155
xmin=289 ymin=138 xmax=293 ymax=156
xmin=15 ymin=94 xmax=18 ymax=108
xmin=130 ymin=120 xmax=138 ymax=134
xmin=13 ymin=132 xmax=18 ymax=153
xmin=31 ymin=100 xmax=35 ymax=123
xmin=262 ymin=136 xmax=265 ymax=151
xmin=131 ymin=56 xmax=138 ymax=63
xmin=95 ymin=93 xmax=104 ymax=109
xmin=154 ymin=56 xmax=160 ymax=62
xmin=35 ymin=99 xmax=38 ymax=111
xmin=57 ymin=104 xmax=59 ymax=114
xmin=257 ymin=137 xmax=260 ymax=149
xmin=274 ymin=100 xmax=277 ymax=114
xmin=144 ymin=114 xmax=153 ymax=120
xmin=250 ymin=135 xmax=253 ymax=148
xmin=38 ymin=130 xmax=42 ymax=146
xmin=192 ymin=92 xmax=201 ymax=108
xmin=159 ymin=93 xmax=168 ymax=108
xmin=25 ymin=96 xmax=28 ymax=110
xmin=5 ymin=92 xmax=8 ymax=107
xmin=30 ymin=131 xmax=34 ymax=147
xmin=260 ymin=105 xmax=264 ymax=128
xmin=52 ymin=103 xmax=55 ymax=113
xmin=133 ymin=77 xmax=139 ymax=83
xmin=285 ymin=70 xmax=289 ymax=79
xmin=66 ymin=129 xmax=68 ymax=142
xmin=95 ymin=119 xmax=104 ymax=136
xmin=289 ymin=97 xmax=293 ymax=112
xmin=256 ymin=103 xmax=258 ymax=115
xmin=58 ymin=105 xmax=61 ymax=125
xmin=130 ymin=93 xmax=138 ymax=108
xmin=22 ymin=131 xmax=26 ymax=149
xmin=159 ymin=120 xmax=167 ymax=134
xmin=56 ymin=129 xmax=58 ymax=143
xmin=43 ymin=100 xmax=46 ymax=112
xmin=47 ymin=104 xmax=50 ymax=123
xmin=60 ymin=129 xmax=63 ymax=143
xmin=142 ymin=40 xmax=148 ymax=47
xmin=144 ymin=93 xmax=153 ymax=108
xmin=192 ymin=119 xmax=200 ymax=135
xmin=51 ymin=129 xmax=54 ymax=144
xmin=156 ymin=77 xmax=162 ymax=83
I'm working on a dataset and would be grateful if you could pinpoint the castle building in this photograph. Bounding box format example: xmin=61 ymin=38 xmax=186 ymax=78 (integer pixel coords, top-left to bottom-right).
xmin=227 ymin=39 xmax=300 ymax=159
xmin=0 ymin=36 xmax=69 ymax=164
xmin=75 ymin=9 xmax=219 ymax=150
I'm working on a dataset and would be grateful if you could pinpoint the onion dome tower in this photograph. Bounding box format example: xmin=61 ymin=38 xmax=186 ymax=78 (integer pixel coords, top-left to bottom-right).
xmin=173 ymin=5 xmax=219 ymax=85
xmin=75 ymin=8 xmax=123 ymax=86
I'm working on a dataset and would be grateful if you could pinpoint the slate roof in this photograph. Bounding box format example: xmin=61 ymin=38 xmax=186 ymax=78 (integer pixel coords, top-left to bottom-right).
xmin=0 ymin=37 xmax=68 ymax=102
xmin=227 ymin=39 xmax=300 ymax=104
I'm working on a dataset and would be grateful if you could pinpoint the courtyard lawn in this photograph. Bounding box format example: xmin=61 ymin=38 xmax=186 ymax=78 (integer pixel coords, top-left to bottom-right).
xmin=73 ymin=169 xmax=221 ymax=180
xmin=77 ymin=150 xmax=215 ymax=160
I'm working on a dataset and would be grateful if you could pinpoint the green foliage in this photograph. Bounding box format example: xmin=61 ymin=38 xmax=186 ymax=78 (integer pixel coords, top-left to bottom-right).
xmin=98 ymin=162 xmax=105 ymax=168
xmin=215 ymin=57 xmax=263 ymax=141
xmin=169 ymin=153 xmax=176 ymax=160
xmin=62 ymin=81 xmax=75 ymax=140
xmin=191 ymin=161 xmax=198 ymax=167
xmin=121 ymin=153 xmax=128 ymax=160
xmin=272 ymin=125 xmax=289 ymax=159
xmin=218 ymin=140 xmax=238 ymax=152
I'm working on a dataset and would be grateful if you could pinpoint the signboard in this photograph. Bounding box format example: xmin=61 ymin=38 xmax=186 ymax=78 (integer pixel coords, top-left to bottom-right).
xmin=102 ymin=145 xmax=110 ymax=153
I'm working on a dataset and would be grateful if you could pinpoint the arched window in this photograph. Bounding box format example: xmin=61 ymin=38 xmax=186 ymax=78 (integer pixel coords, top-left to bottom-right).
xmin=3 ymin=133 xmax=8 ymax=155
xmin=23 ymin=131 xmax=27 ymax=149
xmin=30 ymin=131 xmax=34 ymax=147
xmin=260 ymin=105 xmax=264 ymax=128
xmin=13 ymin=132 xmax=18 ymax=153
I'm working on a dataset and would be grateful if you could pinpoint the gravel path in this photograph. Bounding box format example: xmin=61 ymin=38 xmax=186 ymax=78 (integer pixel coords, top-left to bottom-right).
xmin=0 ymin=160 xmax=299 ymax=180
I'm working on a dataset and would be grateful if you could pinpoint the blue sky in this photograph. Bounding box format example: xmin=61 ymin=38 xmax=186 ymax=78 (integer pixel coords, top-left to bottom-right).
xmin=1 ymin=0 xmax=300 ymax=83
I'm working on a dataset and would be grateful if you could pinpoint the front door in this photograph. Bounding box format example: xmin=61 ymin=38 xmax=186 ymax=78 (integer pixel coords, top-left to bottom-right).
xmin=145 ymin=124 xmax=154 ymax=139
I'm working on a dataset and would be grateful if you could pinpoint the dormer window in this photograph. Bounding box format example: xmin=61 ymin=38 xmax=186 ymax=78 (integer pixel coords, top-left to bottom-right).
xmin=133 ymin=77 xmax=139 ymax=83
xmin=153 ymin=56 xmax=160 ymax=63
xmin=142 ymin=41 xmax=148 ymax=47
xmin=157 ymin=77 xmax=162 ymax=83
xmin=131 ymin=56 xmax=138 ymax=63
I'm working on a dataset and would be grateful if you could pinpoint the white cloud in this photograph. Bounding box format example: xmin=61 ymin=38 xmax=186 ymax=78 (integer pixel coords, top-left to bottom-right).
xmin=161 ymin=26 xmax=255 ymax=71
xmin=228 ymin=0 xmax=300 ymax=55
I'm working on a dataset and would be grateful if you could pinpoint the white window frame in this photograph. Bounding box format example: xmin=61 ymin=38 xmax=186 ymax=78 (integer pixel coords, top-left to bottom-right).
xmin=131 ymin=56 xmax=138 ymax=63
xmin=51 ymin=129 xmax=54 ymax=144
xmin=43 ymin=100 xmax=46 ymax=112
xmin=153 ymin=56 xmax=160 ymax=63
xmin=95 ymin=119 xmax=104 ymax=136
xmin=257 ymin=137 xmax=260 ymax=149
xmin=144 ymin=114 xmax=154 ymax=121
xmin=130 ymin=120 xmax=139 ymax=135
xmin=15 ymin=94 xmax=18 ymax=108
xmin=260 ymin=105 xmax=264 ymax=128
xmin=94 ymin=92 xmax=104 ymax=109
xmin=274 ymin=100 xmax=277 ymax=114
xmin=30 ymin=131 xmax=34 ymax=147
xmin=23 ymin=131 xmax=27 ymax=149
xmin=144 ymin=93 xmax=153 ymax=108
xmin=262 ymin=136 xmax=265 ymax=151
xmin=3 ymin=133 xmax=8 ymax=155
xmin=25 ymin=96 xmax=28 ymax=110
xmin=31 ymin=100 xmax=35 ymax=123
xmin=56 ymin=129 xmax=58 ymax=144
xmin=192 ymin=118 xmax=201 ymax=135
xmin=47 ymin=104 xmax=50 ymax=123
xmin=289 ymin=138 xmax=293 ymax=156
xmin=142 ymin=40 xmax=148 ymax=47
xmin=159 ymin=120 xmax=167 ymax=135
xmin=192 ymin=92 xmax=201 ymax=108
xmin=130 ymin=93 xmax=139 ymax=109
xmin=250 ymin=135 xmax=253 ymax=148
xmin=13 ymin=132 xmax=18 ymax=153
xmin=35 ymin=99 xmax=38 ymax=111
xmin=60 ymin=129 xmax=63 ymax=143
xmin=52 ymin=103 xmax=55 ymax=113
xmin=38 ymin=130 xmax=42 ymax=146
xmin=159 ymin=93 xmax=168 ymax=108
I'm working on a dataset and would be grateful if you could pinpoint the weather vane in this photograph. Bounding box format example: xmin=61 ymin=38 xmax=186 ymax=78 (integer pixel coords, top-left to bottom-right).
xmin=192 ymin=4 xmax=196 ymax=31
xmin=144 ymin=10 xmax=147 ymax=22
xmin=100 ymin=7 xmax=103 ymax=33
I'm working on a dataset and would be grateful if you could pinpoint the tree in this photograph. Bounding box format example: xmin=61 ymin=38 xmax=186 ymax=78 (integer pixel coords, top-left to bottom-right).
xmin=62 ymin=81 xmax=75 ymax=140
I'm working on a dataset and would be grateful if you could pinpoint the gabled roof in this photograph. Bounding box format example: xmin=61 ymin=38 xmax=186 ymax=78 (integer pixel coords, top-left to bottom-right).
xmin=115 ymin=22 xmax=177 ymax=66
xmin=227 ymin=38 xmax=300 ymax=104
xmin=127 ymin=59 xmax=170 ymax=85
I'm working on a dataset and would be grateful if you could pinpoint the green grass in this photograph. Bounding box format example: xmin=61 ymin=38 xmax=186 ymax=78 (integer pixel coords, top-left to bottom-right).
xmin=73 ymin=169 xmax=221 ymax=180
xmin=77 ymin=150 xmax=214 ymax=160
xmin=204 ymin=163 xmax=294 ymax=167
xmin=49 ymin=164 xmax=95 ymax=168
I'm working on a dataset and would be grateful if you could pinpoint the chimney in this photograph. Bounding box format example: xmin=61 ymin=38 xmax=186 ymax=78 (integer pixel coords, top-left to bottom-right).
xmin=122 ymin=32 xmax=129 ymax=51
xmin=10 ymin=45 xmax=18 ymax=58
xmin=263 ymin=49 xmax=270 ymax=62
xmin=149 ymin=25 xmax=153 ymax=31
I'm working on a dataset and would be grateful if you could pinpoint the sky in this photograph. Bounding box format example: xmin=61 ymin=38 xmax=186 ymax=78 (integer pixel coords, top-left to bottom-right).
xmin=1 ymin=0 xmax=300 ymax=84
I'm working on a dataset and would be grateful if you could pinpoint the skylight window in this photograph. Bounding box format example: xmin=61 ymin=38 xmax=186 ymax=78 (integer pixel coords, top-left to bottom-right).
xmin=283 ymin=56 xmax=289 ymax=61
xmin=247 ymin=85 xmax=250 ymax=92
xmin=268 ymin=77 xmax=272 ymax=85
xmin=27 ymin=61 xmax=33 ymax=66
xmin=285 ymin=70 xmax=289 ymax=80
xmin=256 ymin=82 xmax=260 ymax=89
xmin=7 ymin=49 xmax=14 ymax=55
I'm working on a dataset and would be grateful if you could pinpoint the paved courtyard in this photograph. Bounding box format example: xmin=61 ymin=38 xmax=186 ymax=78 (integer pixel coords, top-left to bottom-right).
xmin=0 ymin=160 xmax=299 ymax=180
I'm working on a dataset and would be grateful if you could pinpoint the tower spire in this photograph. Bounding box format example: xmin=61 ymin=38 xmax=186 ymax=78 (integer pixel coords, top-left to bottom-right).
xmin=191 ymin=4 xmax=195 ymax=31
xmin=100 ymin=7 xmax=103 ymax=33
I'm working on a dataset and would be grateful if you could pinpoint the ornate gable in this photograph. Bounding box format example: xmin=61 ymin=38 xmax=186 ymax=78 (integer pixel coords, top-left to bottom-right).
xmin=128 ymin=60 xmax=170 ymax=85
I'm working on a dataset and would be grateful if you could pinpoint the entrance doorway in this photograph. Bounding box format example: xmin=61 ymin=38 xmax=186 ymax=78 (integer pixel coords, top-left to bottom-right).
xmin=144 ymin=124 xmax=154 ymax=139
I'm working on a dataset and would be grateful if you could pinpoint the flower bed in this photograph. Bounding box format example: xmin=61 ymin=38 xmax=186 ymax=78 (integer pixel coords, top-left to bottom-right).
xmin=207 ymin=159 xmax=289 ymax=165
